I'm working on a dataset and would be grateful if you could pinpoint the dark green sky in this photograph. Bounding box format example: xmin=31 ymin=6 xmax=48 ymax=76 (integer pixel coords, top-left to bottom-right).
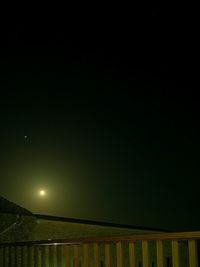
xmin=0 ymin=8 xmax=199 ymax=231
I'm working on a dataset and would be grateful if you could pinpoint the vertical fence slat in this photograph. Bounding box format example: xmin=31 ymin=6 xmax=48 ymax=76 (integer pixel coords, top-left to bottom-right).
xmin=38 ymin=247 xmax=42 ymax=267
xmin=60 ymin=245 xmax=65 ymax=267
xmin=94 ymin=243 xmax=99 ymax=267
xmin=6 ymin=246 xmax=10 ymax=267
xmin=10 ymin=246 xmax=15 ymax=267
xmin=3 ymin=246 xmax=7 ymax=267
xmin=83 ymin=244 xmax=89 ymax=267
xmin=8 ymin=246 xmax=12 ymax=267
xmin=172 ymin=240 xmax=180 ymax=267
xmin=21 ymin=246 xmax=24 ymax=267
xmin=74 ymin=245 xmax=79 ymax=267
xmin=156 ymin=240 xmax=164 ymax=267
xmin=44 ymin=246 xmax=49 ymax=267
xmin=0 ymin=246 xmax=3 ymax=267
xmin=16 ymin=246 xmax=21 ymax=267
xmin=116 ymin=242 xmax=123 ymax=267
xmin=142 ymin=240 xmax=149 ymax=267
xmin=2 ymin=246 xmax=5 ymax=267
xmin=189 ymin=240 xmax=198 ymax=267
xmin=4 ymin=246 xmax=9 ymax=267
xmin=105 ymin=243 xmax=110 ymax=267
xmin=52 ymin=245 xmax=58 ymax=267
xmin=11 ymin=246 xmax=15 ymax=267
xmin=129 ymin=242 xmax=136 ymax=267
xmin=28 ymin=246 xmax=34 ymax=267
xmin=65 ymin=245 xmax=70 ymax=267
xmin=22 ymin=246 xmax=28 ymax=267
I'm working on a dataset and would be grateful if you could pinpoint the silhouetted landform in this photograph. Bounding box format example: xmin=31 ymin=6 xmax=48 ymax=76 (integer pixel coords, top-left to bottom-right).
xmin=0 ymin=195 xmax=169 ymax=244
xmin=0 ymin=196 xmax=32 ymax=216
xmin=0 ymin=195 xmax=170 ymax=248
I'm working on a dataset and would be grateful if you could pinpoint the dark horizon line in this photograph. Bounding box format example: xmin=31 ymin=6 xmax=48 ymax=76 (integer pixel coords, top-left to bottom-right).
xmin=35 ymin=213 xmax=170 ymax=233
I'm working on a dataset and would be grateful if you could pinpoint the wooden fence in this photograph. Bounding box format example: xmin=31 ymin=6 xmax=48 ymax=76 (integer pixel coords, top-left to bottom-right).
xmin=0 ymin=231 xmax=200 ymax=267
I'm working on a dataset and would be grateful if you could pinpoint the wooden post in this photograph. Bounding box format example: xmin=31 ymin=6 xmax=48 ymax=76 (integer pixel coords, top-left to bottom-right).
xmin=172 ymin=240 xmax=180 ymax=267
xmin=129 ymin=242 xmax=136 ymax=267
xmin=105 ymin=243 xmax=110 ymax=267
xmin=142 ymin=241 xmax=149 ymax=267
xmin=94 ymin=243 xmax=99 ymax=267
xmin=188 ymin=240 xmax=198 ymax=267
xmin=83 ymin=244 xmax=89 ymax=267
xmin=156 ymin=240 xmax=164 ymax=267
xmin=116 ymin=242 xmax=123 ymax=267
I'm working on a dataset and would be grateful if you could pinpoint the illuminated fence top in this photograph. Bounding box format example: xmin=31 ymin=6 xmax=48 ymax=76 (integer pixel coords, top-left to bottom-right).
xmin=1 ymin=231 xmax=200 ymax=246
xmin=0 ymin=231 xmax=199 ymax=267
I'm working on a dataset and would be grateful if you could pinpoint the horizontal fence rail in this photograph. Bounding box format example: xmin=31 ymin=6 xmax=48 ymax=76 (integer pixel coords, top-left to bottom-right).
xmin=0 ymin=231 xmax=200 ymax=267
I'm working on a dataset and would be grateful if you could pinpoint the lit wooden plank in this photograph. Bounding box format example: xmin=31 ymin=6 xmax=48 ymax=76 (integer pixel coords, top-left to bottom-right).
xmin=94 ymin=243 xmax=99 ymax=267
xmin=116 ymin=242 xmax=123 ymax=267
xmin=129 ymin=242 xmax=136 ymax=267
xmin=74 ymin=245 xmax=79 ymax=267
xmin=172 ymin=240 xmax=180 ymax=267
xmin=189 ymin=240 xmax=198 ymax=267
xmin=156 ymin=240 xmax=164 ymax=267
xmin=83 ymin=244 xmax=89 ymax=267
xmin=65 ymin=245 xmax=70 ymax=267
xmin=142 ymin=241 xmax=150 ymax=267
xmin=105 ymin=243 xmax=110 ymax=267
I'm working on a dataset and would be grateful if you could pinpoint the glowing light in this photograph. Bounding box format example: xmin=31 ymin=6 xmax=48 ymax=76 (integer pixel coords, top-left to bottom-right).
xmin=39 ymin=189 xmax=46 ymax=196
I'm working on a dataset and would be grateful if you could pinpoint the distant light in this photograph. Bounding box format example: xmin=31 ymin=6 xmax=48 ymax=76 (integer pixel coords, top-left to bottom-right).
xmin=39 ymin=190 xmax=46 ymax=196
xmin=24 ymin=135 xmax=27 ymax=139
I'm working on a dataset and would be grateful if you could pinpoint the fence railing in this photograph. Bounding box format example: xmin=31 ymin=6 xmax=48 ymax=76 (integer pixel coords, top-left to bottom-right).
xmin=0 ymin=231 xmax=200 ymax=267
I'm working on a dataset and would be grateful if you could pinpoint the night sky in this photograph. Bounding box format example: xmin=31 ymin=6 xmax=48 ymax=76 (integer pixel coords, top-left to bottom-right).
xmin=0 ymin=6 xmax=199 ymax=231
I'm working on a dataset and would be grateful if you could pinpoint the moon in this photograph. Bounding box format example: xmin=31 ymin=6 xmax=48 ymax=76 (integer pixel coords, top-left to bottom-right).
xmin=39 ymin=189 xmax=46 ymax=196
